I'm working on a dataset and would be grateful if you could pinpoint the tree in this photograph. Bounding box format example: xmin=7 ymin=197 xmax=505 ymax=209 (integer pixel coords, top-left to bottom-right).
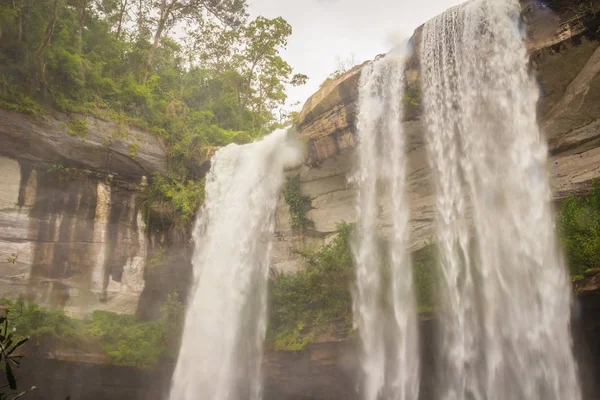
xmin=72 ymin=0 xmax=90 ymax=53
xmin=95 ymin=0 xmax=131 ymax=39
xmin=35 ymin=0 xmax=61 ymax=89
xmin=10 ymin=0 xmax=24 ymax=42
xmin=320 ymin=53 xmax=357 ymax=88
xmin=187 ymin=15 xmax=308 ymax=131
xmin=236 ymin=16 xmax=308 ymax=130
xmin=141 ymin=0 xmax=247 ymax=83
xmin=0 ymin=0 xmax=306 ymax=225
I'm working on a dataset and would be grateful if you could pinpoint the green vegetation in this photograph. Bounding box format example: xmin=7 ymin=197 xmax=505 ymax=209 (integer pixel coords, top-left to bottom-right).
xmin=283 ymin=176 xmax=312 ymax=232
xmin=403 ymin=80 xmax=421 ymax=107
xmin=412 ymin=243 xmax=438 ymax=312
xmin=0 ymin=0 xmax=307 ymax=228
xmin=67 ymin=117 xmax=87 ymax=138
xmin=0 ymin=292 xmax=184 ymax=369
xmin=268 ymin=222 xmax=354 ymax=351
xmin=145 ymin=173 xmax=206 ymax=228
xmin=559 ymin=1 xmax=600 ymax=26
xmin=268 ymin=223 xmax=441 ymax=351
xmin=0 ymin=309 xmax=35 ymax=399
xmin=47 ymin=164 xmax=102 ymax=181
xmin=86 ymin=311 xmax=165 ymax=367
xmin=319 ymin=53 xmax=356 ymax=88
xmin=558 ymin=181 xmax=600 ymax=282
xmin=128 ymin=142 xmax=140 ymax=156
xmin=148 ymin=248 xmax=166 ymax=267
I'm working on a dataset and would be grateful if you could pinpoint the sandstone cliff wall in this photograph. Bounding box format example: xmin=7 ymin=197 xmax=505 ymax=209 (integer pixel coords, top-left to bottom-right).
xmin=271 ymin=3 xmax=600 ymax=273
xmin=0 ymin=110 xmax=190 ymax=316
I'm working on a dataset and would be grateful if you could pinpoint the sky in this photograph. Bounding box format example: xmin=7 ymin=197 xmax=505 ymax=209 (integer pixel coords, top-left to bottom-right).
xmin=247 ymin=0 xmax=465 ymax=110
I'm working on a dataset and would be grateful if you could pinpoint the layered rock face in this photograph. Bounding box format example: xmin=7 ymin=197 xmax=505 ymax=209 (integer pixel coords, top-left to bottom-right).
xmin=0 ymin=110 xmax=171 ymax=316
xmin=271 ymin=2 xmax=600 ymax=273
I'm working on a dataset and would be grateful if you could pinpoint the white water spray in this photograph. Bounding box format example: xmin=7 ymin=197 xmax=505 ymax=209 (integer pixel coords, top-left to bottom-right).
xmin=421 ymin=1 xmax=581 ymax=399
xmin=169 ymin=129 xmax=304 ymax=400
xmin=353 ymin=49 xmax=420 ymax=400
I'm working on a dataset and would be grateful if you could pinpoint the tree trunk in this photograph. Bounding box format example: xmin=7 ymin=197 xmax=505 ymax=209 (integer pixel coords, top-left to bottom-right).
xmin=17 ymin=1 xmax=23 ymax=41
xmin=116 ymin=0 xmax=128 ymax=40
xmin=17 ymin=12 xmax=23 ymax=41
xmin=77 ymin=0 xmax=88 ymax=53
xmin=11 ymin=0 xmax=23 ymax=42
xmin=36 ymin=0 xmax=60 ymax=89
xmin=142 ymin=0 xmax=170 ymax=84
xmin=138 ymin=0 xmax=145 ymax=35
xmin=240 ymin=62 xmax=256 ymax=111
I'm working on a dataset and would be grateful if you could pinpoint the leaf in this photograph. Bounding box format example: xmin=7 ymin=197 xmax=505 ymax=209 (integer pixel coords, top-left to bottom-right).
xmin=7 ymin=338 xmax=29 ymax=356
xmin=5 ymin=363 xmax=16 ymax=390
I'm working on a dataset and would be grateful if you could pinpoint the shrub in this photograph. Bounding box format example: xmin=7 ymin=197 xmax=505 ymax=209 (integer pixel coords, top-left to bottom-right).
xmin=0 ymin=293 xmax=184 ymax=369
xmin=268 ymin=223 xmax=354 ymax=350
xmin=283 ymin=176 xmax=313 ymax=232
xmin=87 ymin=311 xmax=165 ymax=368
xmin=128 ymin=142 xmax=140 ymax=156
xmin=145 ymin=173 xmax=206 ymax=228
xmin=558 ymin=181 xmax=600 ymax=281
xmin=67 ymin=117 xmax=88 ymax=138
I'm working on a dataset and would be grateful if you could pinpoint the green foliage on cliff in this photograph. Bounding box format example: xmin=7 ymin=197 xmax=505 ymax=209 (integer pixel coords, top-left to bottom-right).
xmin=268 ymin=223 xmax=442 ymax=351
xmin=86 ymin=311 xmax=165 ymax=368
xmin=268 ymin=222 xmax=354 ymax=351
xmin=0 ymin=0 xmax=307 ymax=227
xmin=319 ymin=53 xmax=356 ymax=88
xmin=145 ymin=173 xmax=206 ymax=228
xmin=67 ymin=117 xmax=88 ymax=138
xmin=558 ymin=181 xmax=600 ymax=281
xmin=47 ymin=164 xmax=102 ymax=182
xmin=0 ymin=309 xmax=36 ymax=398
xmin=0 ymin=292 xmax=184 ymax=369
xmin=0 ymin=298 xmax=81 ymax=346
xmin=403 ymin=80 xmax=421 ymax=107
xmin=412 ymin=243 xmax=438 ymax=312
xmin=283 ymin=176 xmax=313 ymax=232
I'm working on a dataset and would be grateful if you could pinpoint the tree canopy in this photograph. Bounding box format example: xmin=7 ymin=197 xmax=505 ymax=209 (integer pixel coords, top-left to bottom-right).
xmin=0 ymin=0 xmax=307 ymax=226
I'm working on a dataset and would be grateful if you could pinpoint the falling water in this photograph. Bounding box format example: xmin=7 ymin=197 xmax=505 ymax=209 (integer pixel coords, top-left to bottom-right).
xmin=169 ymin=129 xmax=304 ymax=400
xmin=353 ymin=49 xmax=420 ymax=400
xmin=421 ymin=0 xmax=581 ymax=399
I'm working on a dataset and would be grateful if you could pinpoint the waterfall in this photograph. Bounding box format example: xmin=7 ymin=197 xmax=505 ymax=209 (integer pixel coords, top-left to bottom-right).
xmin=420 ymin=1 xmax=581 ymax=399
xmin=353 ymin=49 xmax=420 ymax=400
xmin=169 ymin=129 xmax=304 ymax=400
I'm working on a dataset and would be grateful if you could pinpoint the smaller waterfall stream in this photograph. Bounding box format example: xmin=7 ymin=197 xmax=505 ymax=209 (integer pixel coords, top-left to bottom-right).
xmin=353 ymin=49 xmax=420 ymax=400
xmin=169 ymin=129 xmax=304 ymax=400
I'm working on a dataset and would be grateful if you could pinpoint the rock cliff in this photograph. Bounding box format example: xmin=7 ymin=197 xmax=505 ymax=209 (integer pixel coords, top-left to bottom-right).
xmin=0 ymin=110 xmax=183 ymax=316
xmin=271 ymin=1 xmax=600 ymax=273
xmin=2 ymin=2 xmax=598 ymax=314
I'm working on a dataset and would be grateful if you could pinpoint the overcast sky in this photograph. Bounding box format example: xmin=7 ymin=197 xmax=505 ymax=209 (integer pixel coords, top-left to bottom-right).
xmin=247 ymin=0 xmax=465 ymax=110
